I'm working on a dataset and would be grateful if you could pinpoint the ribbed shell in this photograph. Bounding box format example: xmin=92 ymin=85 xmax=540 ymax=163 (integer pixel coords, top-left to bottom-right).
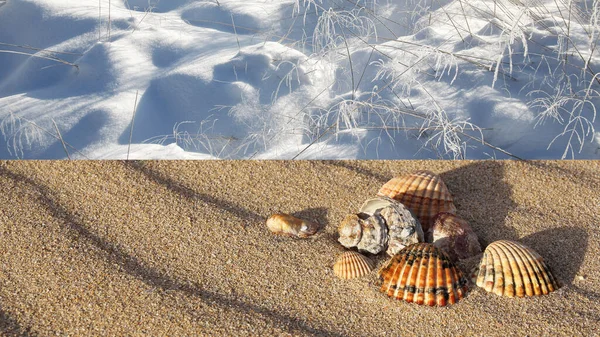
xmin=475 ymin=240 xmax=560 ymax=297
xmin=266 ymin=213 xmax=319 ymax=238
xmin=377 ymin=243 xmax=468 ymax=306
xmin=377 ymin=171 xmax=456 ymax=232
xmin=333 ymin=251 xmax=374 ymax=280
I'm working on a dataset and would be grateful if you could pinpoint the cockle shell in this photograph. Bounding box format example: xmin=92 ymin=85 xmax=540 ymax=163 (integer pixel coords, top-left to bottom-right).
xmin=475 ymin=240 xmax=560 ymax=297
xmin=377 ymin=243 xmax=468 ymax=306
xmin=360 ymin=196 xmax=424 ymax=257
xmin=333 ymin=251 xmax=374 ymax=280
xmin=338 ymin=211 xmax=388 ymax=255
xmin=266 ymin=213 xmax=319 ymax=238
xmin=428 ymin=213 xmax=481 ymax=261
xmin=377 ymin=170 xmax=457 ymax=232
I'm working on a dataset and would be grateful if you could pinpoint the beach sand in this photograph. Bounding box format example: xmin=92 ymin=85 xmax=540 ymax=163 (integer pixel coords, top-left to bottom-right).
xmin=0 ymin=160 xmax=598 ymax=336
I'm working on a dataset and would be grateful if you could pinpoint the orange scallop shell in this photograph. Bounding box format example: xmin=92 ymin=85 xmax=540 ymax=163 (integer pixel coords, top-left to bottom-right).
xmin=377 ymin=243 xmax=468 ymax=306
xmin=333 ymin=251 xmax=374 ymax=280
xmin=377 ymin=170 xmax=456 ymax=232
xmin=475 ymin=240 xmax=560 ymax=297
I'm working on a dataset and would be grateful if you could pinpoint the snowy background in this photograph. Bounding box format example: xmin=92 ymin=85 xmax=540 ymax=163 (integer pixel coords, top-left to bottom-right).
xmin=0 ymin=0 xmax=598 ymax=159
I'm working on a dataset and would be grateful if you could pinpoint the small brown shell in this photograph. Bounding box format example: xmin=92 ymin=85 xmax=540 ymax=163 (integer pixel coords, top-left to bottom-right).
xmin=377 ymin=243 xmax=468 ymax=306
xmin=428 ymin=213 xmax=481 ymax=261
xmin=266 ymin=213 xmax=319 ymax=238
xmin=377 ymin=170 xmax=456 ymax=232
xmin=475 ymin=240 xmax=560 ymax=297
xmin=333 ymin=251 xmax=374 ymax=279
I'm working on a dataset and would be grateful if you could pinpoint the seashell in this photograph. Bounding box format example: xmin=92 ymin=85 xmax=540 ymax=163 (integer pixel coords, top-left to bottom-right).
xmin=428 ymin=213 xmax=481 ymax=261
xmin=360 ymin=196 xmax=424 ymax=257
xmin=333 ymin=251 xmax=374 ymax=279
xmin=377 ymin=170 xmax=457 ymax=232
xmin=377 ymin=243 xmax=468 ymax=306
xmin=356 ymin=213 xmax=388 ymax=254
xmin=338 ymin=212 xmax=388 ymax=255
xmin=266 ymin=213 xmax=319 ymax=238
xmin=475 ymin=240 xmax=560 ymax=298
xmin=338 ymin=214 xmax=363 ymax=248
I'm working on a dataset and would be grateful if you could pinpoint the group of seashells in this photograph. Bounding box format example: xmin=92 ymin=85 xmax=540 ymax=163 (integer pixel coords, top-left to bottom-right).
xmin=267 ymin=170 xmax=560 ymax=307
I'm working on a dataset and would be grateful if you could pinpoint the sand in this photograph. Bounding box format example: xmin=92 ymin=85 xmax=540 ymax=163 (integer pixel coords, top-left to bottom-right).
xmin=0 ymin=160 xmax=598 ymax=336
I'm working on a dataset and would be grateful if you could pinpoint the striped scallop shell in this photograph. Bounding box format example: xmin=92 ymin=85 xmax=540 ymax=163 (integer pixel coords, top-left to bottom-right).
xmin=475 ymin=240 xmax=560 ymax=297
xmin=333 ymin=251 xmax=374 ymax=280
xmin=377 ymin=243 xmax=468 ymax=306
xmin=377 ymin=170 xmax=456 ymax=232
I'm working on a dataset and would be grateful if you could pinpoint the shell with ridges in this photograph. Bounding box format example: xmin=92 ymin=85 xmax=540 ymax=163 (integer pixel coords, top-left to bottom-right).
xmin=428 ymin=212 xmax=481 ymax=261
xmin=333 ymin=251 xmax=374 ymax=280
xmin=475 ymin=240 xmax=560 ymax=297
xmin=266 ymin=213 xmax=320 ymax=238
xmin=377 ymin=170 xmax=456 ymax=232
xmin=377 ymin=243 xmax=468 ymax=306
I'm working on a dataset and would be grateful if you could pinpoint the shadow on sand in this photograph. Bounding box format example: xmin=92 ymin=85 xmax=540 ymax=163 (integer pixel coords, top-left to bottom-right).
xmin=0 ymin=165 xmax=346 ymax=337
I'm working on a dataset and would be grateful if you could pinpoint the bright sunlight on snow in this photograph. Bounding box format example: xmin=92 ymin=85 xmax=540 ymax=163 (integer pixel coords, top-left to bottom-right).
xmin=0 ymin=0 xmax=598 ymax=159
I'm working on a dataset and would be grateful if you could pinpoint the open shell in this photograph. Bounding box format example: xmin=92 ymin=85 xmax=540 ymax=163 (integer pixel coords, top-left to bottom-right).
xmin=428 ymin=213 xmax=481 ymax=261
xmin=377 ymin=171 xmax=456 ymax=232
xmin=360 ymin=196 xmax=424 ymax=257
xmin=333 ymin=251 xmax=374 ymax=280
xmin=377 ymin=243 xmax=468 ymax=306
xmin=475 ymin=240 xmax=560 ymax=297
xmin=266 ymin=213 xmax=319 ymax=238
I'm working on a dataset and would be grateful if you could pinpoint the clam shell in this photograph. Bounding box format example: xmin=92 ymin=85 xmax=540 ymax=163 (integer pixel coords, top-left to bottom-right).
xmin=333 ymin=251 xmax=374 ymax=279
xmin=475 ymin=240 xmax=560 ymax=297
xmin=266 ymin=213 xmax=319 ymax=238
xmin=378 ymin=243 xmax=468 ymax=306
xmin=360 ymin=197 xmax=424 ymax=257
xmin=428 ymin=213 xmax=481 ymax=261
xmin=377 ymin=171 xmax=456 ymax=232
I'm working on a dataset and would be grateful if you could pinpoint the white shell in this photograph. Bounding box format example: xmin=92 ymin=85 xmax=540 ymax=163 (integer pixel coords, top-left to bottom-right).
xmin=361 ymin=196 xmax=424 ymax=256
xmin=338 ymin=214 xmax=362 ymax=247
xmin=356 ymin=214 xmax=388 ymax=254
xmin=338 ymin=212 xmax=388 ymax=255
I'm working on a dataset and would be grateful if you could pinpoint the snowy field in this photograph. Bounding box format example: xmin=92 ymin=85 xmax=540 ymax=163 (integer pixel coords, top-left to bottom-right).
xmin=0 ymin=0 xmax=598 ymax=159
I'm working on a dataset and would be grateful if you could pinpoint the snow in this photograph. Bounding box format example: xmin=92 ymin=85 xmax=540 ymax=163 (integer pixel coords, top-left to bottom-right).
xmin=0 ymin=0 xmax=598 ymax=159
